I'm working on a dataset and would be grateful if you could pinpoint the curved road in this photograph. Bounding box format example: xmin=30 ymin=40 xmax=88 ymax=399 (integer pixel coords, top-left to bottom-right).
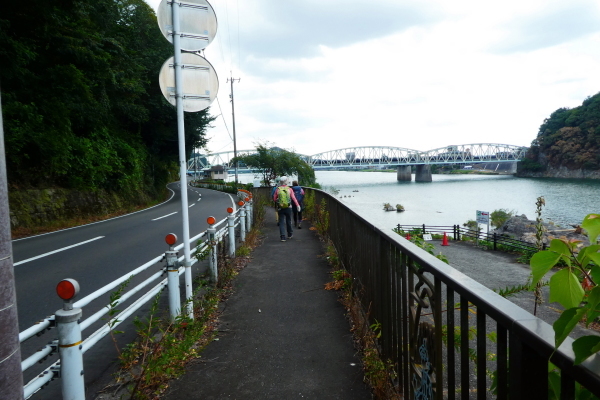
xmin=14 ymin=182 xmax=237 ymax=398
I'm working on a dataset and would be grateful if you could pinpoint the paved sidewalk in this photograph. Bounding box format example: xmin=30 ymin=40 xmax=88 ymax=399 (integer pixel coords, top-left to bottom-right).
xmin=162 ymin=209 xmax=371 ymax=400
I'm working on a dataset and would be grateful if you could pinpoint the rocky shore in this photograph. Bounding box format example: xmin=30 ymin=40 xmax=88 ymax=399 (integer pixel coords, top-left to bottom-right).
xmin=493 ymin=214 xmax=590 ymax=247
xmin=517 ymin=165 xmax=600 ymax=180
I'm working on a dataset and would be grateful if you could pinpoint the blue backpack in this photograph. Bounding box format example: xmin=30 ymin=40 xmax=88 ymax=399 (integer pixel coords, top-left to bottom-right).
xmin=292 ymin=186 xmax=304 ymax=204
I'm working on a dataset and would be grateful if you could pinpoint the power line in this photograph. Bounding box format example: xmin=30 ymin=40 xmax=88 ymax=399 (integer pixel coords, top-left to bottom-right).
xmin=216 ymin=97 xmax=232 ymax=142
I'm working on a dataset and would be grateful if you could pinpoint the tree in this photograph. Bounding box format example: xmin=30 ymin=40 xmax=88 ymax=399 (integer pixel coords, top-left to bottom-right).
xmin=0 ymin=0 xmax=215 ymax=196
xmin=233 ymin=143 xmax=316 ymax=186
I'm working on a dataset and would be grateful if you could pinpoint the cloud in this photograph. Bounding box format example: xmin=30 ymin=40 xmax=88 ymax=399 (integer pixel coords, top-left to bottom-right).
xmin=490 ymin=0 xmax=600 ymax=53
xmin=236 ymin=0 xmax=440 ymax=58
xmin=146 ymin=0 xmax=600 ymax=157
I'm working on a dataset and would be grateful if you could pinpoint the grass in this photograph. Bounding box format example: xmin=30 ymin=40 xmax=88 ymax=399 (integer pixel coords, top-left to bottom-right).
xmin=11 ymin=199 xmax=164 ymax=239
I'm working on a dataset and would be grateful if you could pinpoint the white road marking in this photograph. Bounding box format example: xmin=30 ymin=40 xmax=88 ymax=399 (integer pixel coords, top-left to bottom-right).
xmin=152 ymin=212 xmax=178 ymax=221
xmin=189 ymin=203 xmax=195 ymax=208
xmin=14 ymin=236 xmax=105 ymax=266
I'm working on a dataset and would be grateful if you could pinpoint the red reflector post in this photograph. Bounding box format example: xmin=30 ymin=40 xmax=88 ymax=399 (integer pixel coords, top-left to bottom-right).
xmin=165 ymin=233 xmax=178 ymax=246
xmin=207 ymin=216 xmax=216 ymax=225
xmin=56 ymin=279 xmax=80 ymax=301
xmin=227 ymin=207 xmax=234 ymax=214
xmin=238 ymin=201 xmax=244 ymax=206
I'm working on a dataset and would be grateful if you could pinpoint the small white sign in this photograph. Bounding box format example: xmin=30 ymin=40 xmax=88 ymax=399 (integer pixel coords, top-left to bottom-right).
xmin=423 ymin=234 xmax=432 ymax=241
xmin=476 ymin=210 xmax=490 ymax=224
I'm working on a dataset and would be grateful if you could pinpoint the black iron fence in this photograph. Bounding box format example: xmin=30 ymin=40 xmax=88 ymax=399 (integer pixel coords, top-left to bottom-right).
xmin=304 ymin=188 xmax=600 ymax=399
xmin=395 ymin=224 xmax=543 ymax=253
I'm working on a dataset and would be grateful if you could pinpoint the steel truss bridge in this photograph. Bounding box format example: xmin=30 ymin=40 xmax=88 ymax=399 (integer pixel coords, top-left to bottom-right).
xmin=188 ymin=143 xmax=528 ymax=171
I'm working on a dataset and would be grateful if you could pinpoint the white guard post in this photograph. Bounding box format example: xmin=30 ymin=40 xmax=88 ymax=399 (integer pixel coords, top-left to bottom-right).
xmin=227 ymin=207 xmax=235 ymax=257
xmin=207 ymin=217 xmax=218 ymax=283
xmin=244 ymin=197 xmax=252 ymax=230
xmin=164 ymin=233 xmax=181 ymax=320
xmin=55 ymin=279 xmax=85 ymax=400
xmin=239 ymin=203 xmax=246 ymax=242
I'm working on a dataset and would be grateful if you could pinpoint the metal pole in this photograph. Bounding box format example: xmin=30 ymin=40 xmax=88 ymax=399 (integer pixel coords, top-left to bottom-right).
xmin=56 ymin=300 xmax=85 ymax=399
xmin=172 ymin=0 xmax=194 ymax=319
xmin=207 ymin=225 xmax=217 ymax=283
xmin=165 ymin=248 xmax=181 ymax=320
xmin=239 ymin=206 xmax=246 ymax=242
xmin=227 ymin=214 xmax=235 ymax=256
xmin=246 ymin=202 xmax=252 ymax=231
xmin=228 ymin=75 xmax=240 ymax=186
xmin=0 ymin=91 xmax=24 ymax=400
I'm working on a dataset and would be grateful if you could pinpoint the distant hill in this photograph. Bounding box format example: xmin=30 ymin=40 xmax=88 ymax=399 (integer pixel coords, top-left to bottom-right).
xmin=519 ymin=92 xmax=600 ymax=178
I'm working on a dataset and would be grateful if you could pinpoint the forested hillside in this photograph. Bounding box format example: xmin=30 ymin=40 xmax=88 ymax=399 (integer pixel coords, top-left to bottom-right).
xmin=520 ymin=92 xmax=600 ymax=174
xmin=0 ymin=0 xmax=213 ymax=199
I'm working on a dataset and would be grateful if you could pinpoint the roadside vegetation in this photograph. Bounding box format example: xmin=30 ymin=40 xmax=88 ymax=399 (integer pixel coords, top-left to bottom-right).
xmin=101 ymin=193 xmax=269 ymax=399
xmin=1 ymin=0 xmax=215 ymax=227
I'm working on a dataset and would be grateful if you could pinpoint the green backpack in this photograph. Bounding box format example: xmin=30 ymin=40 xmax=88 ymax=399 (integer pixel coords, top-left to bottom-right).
xmin=277 ymin=186 xmax=291 ymax=209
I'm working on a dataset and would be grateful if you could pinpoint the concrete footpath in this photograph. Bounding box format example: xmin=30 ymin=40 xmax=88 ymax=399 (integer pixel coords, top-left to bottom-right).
xmin=162 ymin=210 xmax=372 ymax=400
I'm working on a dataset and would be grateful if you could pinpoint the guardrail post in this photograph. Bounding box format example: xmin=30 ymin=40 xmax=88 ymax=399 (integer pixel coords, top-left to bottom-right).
xmin=493 ymin=232 xmax=497 ymax=251
xmin=227 ymin=207 xmax=235 ymax=257
xmin=164 ymin=234 xmax=181 ymax=320
xmin=422 ymin=224 xmax=426 ymax=235
xmin=207 ymin=217 xmax=218 ymax=283
xmin=55 ymin=279 xmax=85 ymax=400
xmin=239 ymin=203 xmax=246 ymax=242
xmin=244 ymin=197 xmax=252 ymax=230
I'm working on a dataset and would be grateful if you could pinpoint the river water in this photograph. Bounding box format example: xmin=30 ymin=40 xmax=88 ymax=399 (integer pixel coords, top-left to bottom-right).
xmin=234 ymin=171 xmax=600 ymax=231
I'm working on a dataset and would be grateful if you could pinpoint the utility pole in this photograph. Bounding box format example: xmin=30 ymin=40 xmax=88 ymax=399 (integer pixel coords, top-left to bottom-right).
xmin=227 ymin=74 xmax=240 ymax=186
xmin=0 ymin=92 xmax=25 ymax=400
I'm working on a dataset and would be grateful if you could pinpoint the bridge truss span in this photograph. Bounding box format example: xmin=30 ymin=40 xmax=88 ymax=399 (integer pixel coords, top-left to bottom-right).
xmin=308 ymin=146 xmax=420 ymax=169
xmin=418 ymin=143 xmax=528 ymax=165
xmin=188 ymin=143 xmax=529 ymax=172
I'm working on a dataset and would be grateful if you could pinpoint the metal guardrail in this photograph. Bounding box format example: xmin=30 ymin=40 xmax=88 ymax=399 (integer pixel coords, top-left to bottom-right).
xmin=19 ymin=190 xmax=253 ymax=399
xmin=308 ymin=188 xmax=600 ymax=399
xmin=395 ymin=223 xmax=542 ymax=253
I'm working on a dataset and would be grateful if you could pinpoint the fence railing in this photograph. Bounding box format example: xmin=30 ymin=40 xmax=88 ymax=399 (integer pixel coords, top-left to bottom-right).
xmin=20 ymin=190 xmax=254 ymax=399
xmin=309 ymin=188 xmax=600 ymax=399
xmin=395 ymin=223 xmax=542 ymax=253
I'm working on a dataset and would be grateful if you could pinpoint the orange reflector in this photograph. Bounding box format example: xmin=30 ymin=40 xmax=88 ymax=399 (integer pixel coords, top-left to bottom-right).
xmin=245 ymin=197 xmax=250 ymax=202
xmin=238 ymin=201 xmax=244 ymax=206
xmin=56 ymin=279 xmax=79 ymax=301
xmin=227 ymin=207 xmax=234 ymax=214
xmin=207 ymin=216 xmax=216 ymax=225
xmin=165 ymin=233 xmax=177 ymax=246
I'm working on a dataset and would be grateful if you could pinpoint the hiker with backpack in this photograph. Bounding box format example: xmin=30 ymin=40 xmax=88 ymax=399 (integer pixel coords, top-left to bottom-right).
xmin=270 ymin=177 xmax=281 ymax=225
xmin=291 ymin=180 xmax=305 ymax=229
xmin=273 ymin=176 xmax=301 ymax=242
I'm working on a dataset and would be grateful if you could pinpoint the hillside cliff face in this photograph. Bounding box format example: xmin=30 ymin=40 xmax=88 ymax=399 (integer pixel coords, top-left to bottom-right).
xmin=518 ymin=92 xmax=600 ymax=179
xmin=517 ymin=163 xmax=600 ymax=179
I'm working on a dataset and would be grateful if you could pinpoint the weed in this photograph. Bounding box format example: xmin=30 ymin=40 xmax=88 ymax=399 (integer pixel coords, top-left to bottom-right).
xmin=108 ymin=191 xmax=266 ymax=400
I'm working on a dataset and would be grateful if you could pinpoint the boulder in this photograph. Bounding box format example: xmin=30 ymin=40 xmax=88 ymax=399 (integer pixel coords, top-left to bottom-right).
xmin=494 ymin=214 xmax=590 ymax=247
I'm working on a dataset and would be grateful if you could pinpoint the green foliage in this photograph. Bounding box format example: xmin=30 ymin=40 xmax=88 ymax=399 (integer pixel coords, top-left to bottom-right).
xmin=521 ymin=92 xmax=600 ymax=172
xmin=529 ymin=213 xmax=600 ymax=364
xmin=490 ymin=209 xmax=515 ymax=229
xmin=462 ymin=219 xmax=480 ymax=232
xmin=0 ymin=0 xmax=214 ymax=195
xmin=233 ymin=143 xmax=316 ymax=186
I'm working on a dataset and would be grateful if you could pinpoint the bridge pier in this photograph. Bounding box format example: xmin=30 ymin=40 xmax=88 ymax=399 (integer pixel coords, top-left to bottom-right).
xmin=396 ymin=166 xmax=412 ymax=181
xmin=415 ymin=165 xmax=432 ymax=182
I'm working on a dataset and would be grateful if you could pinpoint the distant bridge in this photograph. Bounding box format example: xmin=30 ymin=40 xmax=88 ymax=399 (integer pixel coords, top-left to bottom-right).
xmin=189 ymin=143 xmax=528 ymax=182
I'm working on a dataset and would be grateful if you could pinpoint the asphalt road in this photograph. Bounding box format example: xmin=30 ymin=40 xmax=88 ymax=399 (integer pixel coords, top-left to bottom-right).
xmin=14 ymin=182 xmax=236 ymax=399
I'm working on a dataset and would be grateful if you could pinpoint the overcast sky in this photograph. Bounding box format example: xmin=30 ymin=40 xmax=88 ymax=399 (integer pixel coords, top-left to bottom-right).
xmin=146 ymin=0 xmax=600 ymax=156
